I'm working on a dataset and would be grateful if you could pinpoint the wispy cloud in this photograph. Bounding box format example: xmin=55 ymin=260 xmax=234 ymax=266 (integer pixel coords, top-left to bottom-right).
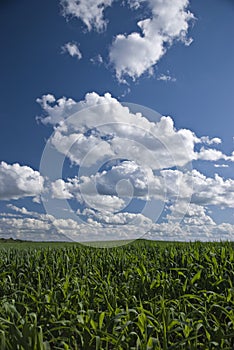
xmin=214 ymin=164 xmax=229 ymax=168
xmin=60 ymin=0 xmax=113 ymax=32
xmin=157 ymin=73 xmax=176 ymax=82
xmin=61 ymin=42 xmax=82 ymax=60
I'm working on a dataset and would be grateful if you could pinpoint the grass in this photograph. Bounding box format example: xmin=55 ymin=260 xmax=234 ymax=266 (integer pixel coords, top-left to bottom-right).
xmin=0 ymin=239 xmax=233 ymax=349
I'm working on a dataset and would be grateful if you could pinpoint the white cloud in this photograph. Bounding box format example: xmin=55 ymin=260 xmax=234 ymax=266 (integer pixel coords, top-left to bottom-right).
xmin=50 ymin=161 xmax=234 ymax=220
xmin=90 ymin=54 xmax=103 ymax=65
xmin=83 ymin=161 xmax=150 ymax=197
xmin=37 ymin=92 xmax=234 ymax=209
xmin=60 ymin=0 xmax=113 ymax=31
xmin=5 ymin=204 xmax=55 ymax=222
xmin=126 ymin=0 xmax=142 ymax=10
xmin=147 ymin=220 xmax=234 ymax=241
xmin=190 ymin=171 xmax=234 ymax=208
xmin=200 ymin=136 xmax=222 ymax=145
xmin=79 ymin=207 xmax=151 ymax=225
xmin=51 ymin=176 xmax=126 ymax=212
xmin=36 ymin=94 xmax=77 ymax=125
xmin=51 ymin=179 xmax=74 ymax=199
xmin=51 ymin=162 xmax=160 ymax=208
xmin=146 ymin=204 xmax=234 ymax=241
xmin=82 ymin=194 xmax=126 ymax=212
xmin=197 ymin=147 xmax=229 ymax=162
xmin=6 ymin=204 xmax=32 ymax=216
xmin=35 ymin=92 xmax=234 ymax=242
xmin=161 ymin=169 xmax=234 ymax=208
xmin=1 ymin=205 xmax=152 ymax=242
xmin=59 ymin=1 xmax=195 ymax=82
xmin=167 ymin=202 xmax=215 ymax=225
xmin=38 ymin=92 xmax=234 ymax=172
xmin=109 ymin=0 xmax=194 ymax=81
xmin=214 ymin=164 xmax=229 ymax=168
xmin=0 ymin=204 xmax=80 ymax=240
xmin=109 ymin=31 xmax=165 ymax=82
xmin=2 ymin=201 xmax=234 ymax=242
xmin=38 ymin=92 xmax=201 ymax=170
xmin=157 ymin=74 xmax=176 ymax=82
xmin=0 ymin=215 xmax=66 ymax=241
xmin=62 ymin=42 xmax=82 ymax=60
xmin=2 ymin=205 xmax=233 ymax=242
xmin=0 ymin=162 xmax=44 ymax=201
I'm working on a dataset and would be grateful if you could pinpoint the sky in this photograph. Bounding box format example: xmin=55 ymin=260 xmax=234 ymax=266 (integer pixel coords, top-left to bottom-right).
xmin=0 ymin=0 xmax=234 ymax=243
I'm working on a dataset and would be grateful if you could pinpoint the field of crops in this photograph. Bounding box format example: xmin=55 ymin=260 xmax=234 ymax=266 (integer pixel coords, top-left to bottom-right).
xmin=0 ymin=240 xmax=233 ymax=349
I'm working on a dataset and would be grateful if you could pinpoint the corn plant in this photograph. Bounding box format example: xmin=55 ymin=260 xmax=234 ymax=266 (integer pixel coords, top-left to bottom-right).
xmin=0 ymin=240 xmax=233 ymax=349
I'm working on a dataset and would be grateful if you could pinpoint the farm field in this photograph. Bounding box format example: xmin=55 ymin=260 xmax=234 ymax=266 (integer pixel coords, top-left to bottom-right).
xmin=0 ymin=240 xmax=234 ymax=349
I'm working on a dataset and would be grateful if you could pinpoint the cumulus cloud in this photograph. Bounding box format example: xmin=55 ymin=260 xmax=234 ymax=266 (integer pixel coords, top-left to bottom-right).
xmin=147 ymin=220 xmax=234 ymax=241
xmin=51 ymin=179 xmax=74 ymax=199
xmin=0 ymin=205 xmax=152 ymax=242
xmin=37 ymin=92 xmax=200 ymax=170
xmin=83 ymin=194 xmax=126 ymax=212
xmin=0 ymin=215 xmax=69 ymax=241
xmin=37 ymin=92 xmax=234 ymax=215
xmin=36 ymin=94 xmax=77 ymax=125
xmin=197 ymin=147 xmax=230 ymax=162
xmin=51 ymin=177 xmax=127 ymax=212
xmin=145 ymin=200 xmax=234 ymax=241
xmin=82 ymin=161 xmax=151 ymax=197
xmin=0 ymin=204 xmax=80 ymax=241
xmin=167 ymin=202 xmax=215 ymax=225
xmin=60 ymin=0 xmax=113 ymax=31
xmin=2 ymin=204 xmax=234 ymax=242
xmin=146 ymin=203 xmax=234 ymax=241
xmin=109 ymin=0 xmax=194 ymax=81
xmin=189 ymin=171 xmax=234 ymax=208
xmin=50 ymin=165 xmax=234 ymax=212
xmin=37 ymin=92 xmax=234 ymax=173
xmin=59 ymin=0 xmax=195 ymax=81
xmin=79 ymin=207 xmax=151 ymax=226
xmin=161 ymin=169 xmax=234 ymax=208
xmin=62 ymin=42 xmax=82 ymax=60
xmin=0 ymin=212 xmax=150 ymax=242
xmin=0 ymin=162 xmax=44 ymax=201
xmin=34 ymin=91 xmax=234 ymax=241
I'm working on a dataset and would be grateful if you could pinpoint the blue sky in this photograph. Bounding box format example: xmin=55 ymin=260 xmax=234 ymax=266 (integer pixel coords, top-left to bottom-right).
xmin=0 ymin=0 xmax=234 ymax=243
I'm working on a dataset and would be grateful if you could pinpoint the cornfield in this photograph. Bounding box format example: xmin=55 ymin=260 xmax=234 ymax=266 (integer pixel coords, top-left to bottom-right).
xmin=0 ymin=240 xmax=233 ymax=349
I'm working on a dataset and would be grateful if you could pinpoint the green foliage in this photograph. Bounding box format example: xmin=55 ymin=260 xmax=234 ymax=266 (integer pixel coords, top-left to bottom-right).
xmin=0 ymin=240 xmax=234 ymax=349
